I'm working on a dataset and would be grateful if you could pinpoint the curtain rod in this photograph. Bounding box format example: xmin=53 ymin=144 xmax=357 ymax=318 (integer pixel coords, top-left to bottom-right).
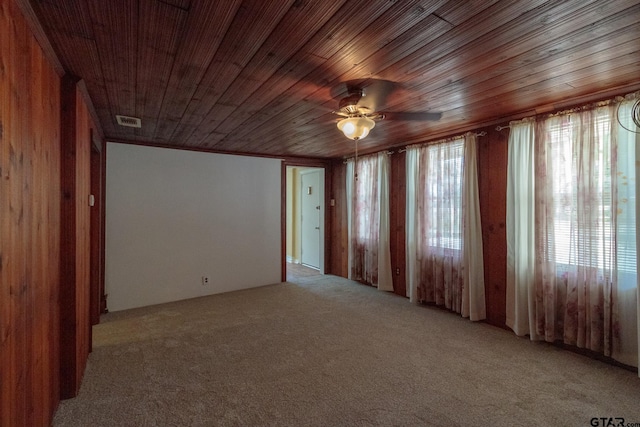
xmin=497 ymin=116 xmax=537 ymax=131
xmin=398 ymin=131 xmax=486 ymax=152
xmin=498 ymin=91 xmax=640 ymax=131
xmin=544 ymin=99 xmax=615 ymax=119
xmin=495 ymin=92 xmax=640 ymax=131
xmin=343 ymin=150 xmax=394 ymax=164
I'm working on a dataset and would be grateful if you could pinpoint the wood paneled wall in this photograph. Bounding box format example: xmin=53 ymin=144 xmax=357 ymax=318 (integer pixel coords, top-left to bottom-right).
xmin=476 ymin=126 xmax=509 ymax=327
xmin=328 ymin=128 xmax=509 ymax=328
xmin=59 ymin=76 xmax=94 ymax=399
xmin=389 ymin=151 xmax=407 ymax=298
xmin=329 ymin=159 xmax=348 ymax=278
xmin=0 ymin=1 xmax=62 ymax=424
xmin=1 ymin=1 xmax=98 ymax=424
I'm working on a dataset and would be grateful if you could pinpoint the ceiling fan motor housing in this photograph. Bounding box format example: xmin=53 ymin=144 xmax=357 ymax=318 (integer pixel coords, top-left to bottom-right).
xmin=338 ymin=90 xmax=364 ymax=113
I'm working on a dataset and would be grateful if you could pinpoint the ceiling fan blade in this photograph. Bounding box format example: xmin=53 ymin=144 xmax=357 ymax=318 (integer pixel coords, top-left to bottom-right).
xmin=358 ymin=79 xmax=398 ymax=112
xmin=330 ymin=79 xmax=400 ymax=110
xmin=329 ymin=79 xmax=367 ymax=99
xmin=383 ymin=111 xmax=442 ymax=121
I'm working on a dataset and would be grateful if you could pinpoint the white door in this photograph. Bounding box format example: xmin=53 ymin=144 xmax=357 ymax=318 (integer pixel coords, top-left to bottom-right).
xmin=300 ymin=170 xmax=321 ymax=269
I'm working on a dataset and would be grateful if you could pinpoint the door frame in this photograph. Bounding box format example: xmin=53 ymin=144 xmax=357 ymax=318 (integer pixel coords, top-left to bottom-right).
xmin=89 ymin=133 xmax=107 ymax=325
xmin=281 ymin=159 xmax=331 ymax=282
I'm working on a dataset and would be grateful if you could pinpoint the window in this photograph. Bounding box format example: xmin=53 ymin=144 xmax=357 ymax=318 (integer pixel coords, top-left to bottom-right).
xmin=507 ymin=95 xmax=638 ymax=366
xmin=351 ymin=157 xmax=378 ymax=246
xmin=422 ymin=139 xmax=464 ymax=251
xmin=542 ymin=110 xmax=636 ymax=277
xmin=406 ymin=133 xmax=486 ymax=319
xmin=345 ymin=152 xmax=393 ymax=290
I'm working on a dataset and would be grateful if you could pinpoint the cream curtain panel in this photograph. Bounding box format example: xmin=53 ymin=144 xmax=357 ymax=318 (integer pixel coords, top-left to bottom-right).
xmin=614 ymin=96 xmax=639 ymax=369
xmin=406 ymin=148 xmax=419 ymax=301
xmin=346 ymin=152 xmax=393 ymax=291
xmin=506 ymin=94 xmax=639 ymax=373
xmin=506 ymin=118 xmax=536 ymax=336
xmin=406 ymin=133 xmax=486 ymax=320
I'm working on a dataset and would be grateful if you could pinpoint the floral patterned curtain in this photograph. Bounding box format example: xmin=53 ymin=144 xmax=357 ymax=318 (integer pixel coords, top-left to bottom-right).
xmin=406 ymin=134 xmax=486 ymax=320
xmin=535 ymin=109 xmax=614 ymax=353
xmin=532 ymin=101 xmax=637 ymax=362
xmin=346 ymin=152 xmax=393 ymax=290
xmin=416 ymin=139 xmax=464 ymax=311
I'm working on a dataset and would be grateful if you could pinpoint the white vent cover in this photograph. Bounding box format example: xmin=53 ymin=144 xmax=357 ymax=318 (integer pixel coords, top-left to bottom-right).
xmin=116 ymin=115 xmax=142 ymax=128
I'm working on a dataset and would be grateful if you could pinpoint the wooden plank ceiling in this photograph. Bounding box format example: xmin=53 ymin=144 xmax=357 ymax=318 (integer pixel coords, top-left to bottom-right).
xmin=30 ymin=0 xmax=640 ymax=158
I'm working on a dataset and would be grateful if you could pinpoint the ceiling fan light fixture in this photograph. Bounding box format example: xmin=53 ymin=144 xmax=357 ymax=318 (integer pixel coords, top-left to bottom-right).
xmin=337 ymin=116 xmax=375 ymax=140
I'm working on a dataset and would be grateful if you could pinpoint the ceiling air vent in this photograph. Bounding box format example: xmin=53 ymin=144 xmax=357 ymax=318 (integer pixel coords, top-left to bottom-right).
xmin=116 ymin=115 xmax=142 ymax=128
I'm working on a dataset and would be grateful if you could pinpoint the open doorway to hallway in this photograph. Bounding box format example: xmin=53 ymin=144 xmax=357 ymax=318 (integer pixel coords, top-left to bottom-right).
xmin=286 ymin=262 xmax=322 ymax=282
xmin=285 ymin=166 xmax=324 ymax=281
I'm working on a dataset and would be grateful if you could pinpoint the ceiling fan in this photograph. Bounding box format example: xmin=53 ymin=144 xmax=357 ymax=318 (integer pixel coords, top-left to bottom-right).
xmin=331 ymin=79 xmax=442 ymax=140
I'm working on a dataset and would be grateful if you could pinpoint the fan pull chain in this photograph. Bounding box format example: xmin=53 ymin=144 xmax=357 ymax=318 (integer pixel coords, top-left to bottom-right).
xmin=354 ymin=138 xmax=359 ymax=181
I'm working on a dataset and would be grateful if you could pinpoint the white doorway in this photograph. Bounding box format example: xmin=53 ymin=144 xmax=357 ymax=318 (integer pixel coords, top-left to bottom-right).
xmin=300 ymin=169 xmax=322 ymax=269
xmin=285 ymin=166 xmax=325 ymax=276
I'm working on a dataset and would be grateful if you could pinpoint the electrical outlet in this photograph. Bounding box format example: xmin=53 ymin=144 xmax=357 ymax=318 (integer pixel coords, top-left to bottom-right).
xmin=202 ymin=276 xmax=210 ymax=286
xmin=395 ymin=268 xmax=400 ymax=276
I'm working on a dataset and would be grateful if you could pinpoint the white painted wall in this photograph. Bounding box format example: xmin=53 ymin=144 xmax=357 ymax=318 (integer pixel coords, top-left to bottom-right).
xmin=105 ymin=143 xmax=281 ymax=311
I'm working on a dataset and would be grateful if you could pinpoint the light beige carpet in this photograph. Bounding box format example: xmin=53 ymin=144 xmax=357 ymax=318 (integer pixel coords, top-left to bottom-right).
xmin=286 ymin=262 xmax=321 ymax=281
xmin=54 ymin=275 xmax=640 ymax=426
